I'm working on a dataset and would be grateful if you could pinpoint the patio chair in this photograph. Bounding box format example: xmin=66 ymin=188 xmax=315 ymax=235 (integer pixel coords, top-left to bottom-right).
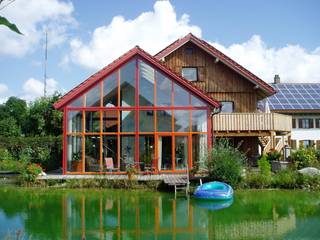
xmin=105 ymin=157 xmax=119 ymax=172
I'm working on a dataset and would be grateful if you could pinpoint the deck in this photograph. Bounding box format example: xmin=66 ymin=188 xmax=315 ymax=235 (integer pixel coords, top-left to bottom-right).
xmin=212 ymin=112 xmax=292 ymax=136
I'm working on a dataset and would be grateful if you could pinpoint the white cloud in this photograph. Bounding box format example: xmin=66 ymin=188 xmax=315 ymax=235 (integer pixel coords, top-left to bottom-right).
xmin=66 ymin=0 xmax=201 ymax=70
xmin=0 ymin=0 xmax=76 ymax=57
xmin=22 ymin=77 xmax=60 ymax=101
xmin=211 ymin=35 xmax=320 ymax=83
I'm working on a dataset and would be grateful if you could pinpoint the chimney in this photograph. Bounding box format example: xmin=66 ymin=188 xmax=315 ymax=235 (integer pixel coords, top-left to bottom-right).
xmin=274 ymin=74 xmax=280 ymax=84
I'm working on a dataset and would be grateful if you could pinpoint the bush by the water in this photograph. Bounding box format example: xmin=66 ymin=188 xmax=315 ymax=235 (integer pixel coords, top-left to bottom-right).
xmin=207 ymin=139 xmax=246 ymax=186
xmin=291 ymin=147 xmax=319 ymax=169
xmin=258 ymin=154 xmax=271 ymax=177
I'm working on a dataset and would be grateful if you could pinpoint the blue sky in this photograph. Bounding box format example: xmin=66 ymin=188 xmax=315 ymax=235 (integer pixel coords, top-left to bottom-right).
xmin=0 ymin=0 xmax=319 ymax=103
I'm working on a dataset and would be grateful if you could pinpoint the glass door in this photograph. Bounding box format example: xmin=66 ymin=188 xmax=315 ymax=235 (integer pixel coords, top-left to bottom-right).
xmin=158 ymin=135 xmax=173 ymax=171
xmin=175 ymin=136 xmax=188 ymax=170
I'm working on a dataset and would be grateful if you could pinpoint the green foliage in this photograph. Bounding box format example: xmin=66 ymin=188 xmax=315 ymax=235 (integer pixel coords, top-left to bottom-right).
xmin=244 ymin=172 xmax=271 ymax=188
xmin=207 ymin=139 xmax=246 ymax=186
xmin=0 ymin=148 xmax=14 ymax=161
xmin=0 ymin=136 xmax=62 ymax=171
xmin=0 ymin=116 xmax=21 ymax=137
xmin=18 ymin=163 xmax=43 ymax=183
xmin=0 ymin=15 xmax=22 ymax=34
xmin=291 ymin=147 xmax=318 ymax=169
xmin=271 ymin=170 xmax=299 ymax=189
xmin=258 ymin=155 xmax=271 ymax=177
xmin=267 ymin=150 xmax=281 ymax=161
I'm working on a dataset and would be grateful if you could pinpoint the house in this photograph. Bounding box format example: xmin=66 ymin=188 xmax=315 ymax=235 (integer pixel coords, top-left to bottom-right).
xmin=155 ymin=33 xmax=292 ymax=164
xmin=264 ymin=76 xmax=320 ymax=150
xmin=54 ymin=46 xmax=220 ymax=174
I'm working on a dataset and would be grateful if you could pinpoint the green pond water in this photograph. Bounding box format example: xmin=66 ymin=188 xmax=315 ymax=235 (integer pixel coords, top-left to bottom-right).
xmin=0 ymin=187 xmax=319 ymax=240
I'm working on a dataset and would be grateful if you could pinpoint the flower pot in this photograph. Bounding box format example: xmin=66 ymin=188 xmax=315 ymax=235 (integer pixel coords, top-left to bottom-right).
xmin=127 ymin=172 xmax=135 ymax=180
xmin=72 ymin=161 xmax=83 ymax=172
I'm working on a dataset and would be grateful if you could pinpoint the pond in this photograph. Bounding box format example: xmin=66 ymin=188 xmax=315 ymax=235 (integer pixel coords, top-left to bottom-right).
xmin=0 ymin=187 xmax=319 ymax=239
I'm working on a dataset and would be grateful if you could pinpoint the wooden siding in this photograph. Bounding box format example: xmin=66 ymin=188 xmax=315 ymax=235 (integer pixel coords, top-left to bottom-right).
xmin=212 ymin=113 xmax=292 ymax=132
xmin=162 ymin=42 xmax=261 ymax=112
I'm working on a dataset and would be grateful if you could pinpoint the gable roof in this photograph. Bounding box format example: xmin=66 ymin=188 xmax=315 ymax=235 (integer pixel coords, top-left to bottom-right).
xmin=54 ymin=46 xmax=221 ymax=110
xmin=155 ymin=33 xmax=276 ymax=96
xmin=264 ymin=83 xmax=320 ymax=113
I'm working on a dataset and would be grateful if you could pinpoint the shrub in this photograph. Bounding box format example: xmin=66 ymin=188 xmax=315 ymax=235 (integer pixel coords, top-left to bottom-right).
xmin=267 ymin=150 xmax=281 ymax=161
xmin=258 ymin=154 xmax=271 ymax=176
xmin=18 ymin=163 xmax=43 ymax=183
xmin=0 ymin=148 xmax=14 ymax=161
xmin=291 ymin=147 xmax=318 ymax=169
xmin=207 ymin=139 xmax=246 ymax=186
xmin=244 ymin=172 xmax=271 ymax=188
xmin=271 ymin=170 xmax=298 ymax=189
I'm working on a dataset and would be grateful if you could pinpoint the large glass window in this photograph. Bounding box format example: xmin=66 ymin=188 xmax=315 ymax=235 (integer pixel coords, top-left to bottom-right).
xmin=157 ymin=110 xmax=172 ymax=132
xmin=158 ymin=136 xmax=172 ymax=170
xmin=174 ymin=110 xmax=190 ymax=132
xmin=139 ymin=110 xmax=154 ymax=132
xmin=85 ymin=135 xmax=100 ymax=172
xmin=120 ymin=136 xmax=135 ymax=171
xmin=139 ymin=61 xmax=154 ymax=106
xmin=192 ymin=110 xmax=207 ymax=132
xmin=192 ymin=134 xmax=207 ymax=168
xmin=156 ymin=72 xmax=172 ymax=106
xmin=103 ymin=73 xmax=118 ymax=107
xmin=120 ymin=111 xmax=135 ymax=132
xmin=191 ymin=96 xmax=206 ymax=106
xmin=67 ymin=136 xmax=83 ymax=172
xmin=103 ymin=111 xmax=118 ymax=132
xmin=68 ymin=111 xmax=82 ymax=133
xmin=85 ymin=111 xmax=100 ymax=132
xmin=173 ymin=83 xmax=190 ymax=106
xmin=86 ymin=84 xmax=101 ymax=107
xmin=298 ymin=119 xmax=314 ymax=128
xmin=103 ymin=136 xmax=118 ymax=172
xmin=120 ymin=60 xmax=135 ymax=107
xmin=69 ymin=96 xmax=83 ymax=107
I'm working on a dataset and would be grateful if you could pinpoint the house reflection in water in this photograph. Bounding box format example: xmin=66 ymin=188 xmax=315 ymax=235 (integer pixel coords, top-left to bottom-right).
xmin=60 ymin=192 xmax=296 ymax=240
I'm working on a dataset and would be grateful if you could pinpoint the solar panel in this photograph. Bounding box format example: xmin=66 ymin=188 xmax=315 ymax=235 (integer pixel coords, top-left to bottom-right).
xmin=265 ymin=83 xmax=320 ymax=111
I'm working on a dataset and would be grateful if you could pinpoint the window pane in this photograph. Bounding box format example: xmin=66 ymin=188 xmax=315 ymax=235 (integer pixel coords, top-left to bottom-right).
xmin=191 ymin=96 xmax=206 ymax=106
xmin=181 ymin=67 xmax=197 ymax=81
xmin=103 ymin=111 xmax=118 ymax=132
xmin=69 ymin=96 xmax=83 ymax=107
xmin=67 ymin=136 xmax=83 ymax=172
xmin=68 ymin=111 xmax=82 ymax=133
xmin=139 ymin=136 xmax=154 ymax=170
xmin=103 ymin=136 xmax=118 ymax=172
xmin=120 ymin=60 xmax=135 ymax=106
xmin=192 ymin=134 xmax=207 ymax=168
xmin=157 ymin=110 xmax=172 ymax=132
xmin=120 ymin=136 xmax=135 ymax=171
xmin=86 ymin=84 xmax=101 ymax=107
xmin=174 ymin=110 xmax=190 ymax=132
xmin=192 ymin=110 xmax=207 ymax=132
xmin=173 ymin=83 xmax=190 ymax=106
xmin=85 ymin=135 xmax=100 ymax=172
xmin=85 ymin=111 xmax=100 ymax=132
xmin=175 ymin=136 xmax=188 ymax=170
xmin=156 ymin=71 xmax=172 ymax=106
xmin=103 ymin=73 xmax=118 ymax=107
xmin=158 ymin=136 xmax=172 ymax=170
xmin=139 ymin=61 xmax=154 ymax=106
xmin=120 ymin=110 xmax=135 ymax=132
xmin=139 ymin=110 xmax=154 ymax=132
xmin=221 ymin=101 xmax=234 ymax=113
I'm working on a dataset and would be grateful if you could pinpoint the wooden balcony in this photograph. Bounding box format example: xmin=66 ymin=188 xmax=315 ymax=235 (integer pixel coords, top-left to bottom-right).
xmin=212 ymin=113 xmax=292 ymax=136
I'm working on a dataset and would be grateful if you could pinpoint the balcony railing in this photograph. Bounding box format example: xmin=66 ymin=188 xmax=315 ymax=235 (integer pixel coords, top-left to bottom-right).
xmin=212 ymin=113 xmax=292 ymax=132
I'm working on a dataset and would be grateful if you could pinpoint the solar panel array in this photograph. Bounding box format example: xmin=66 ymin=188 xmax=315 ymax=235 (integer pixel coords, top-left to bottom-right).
xmin=267 ymin=83 xmax=320 ymax=110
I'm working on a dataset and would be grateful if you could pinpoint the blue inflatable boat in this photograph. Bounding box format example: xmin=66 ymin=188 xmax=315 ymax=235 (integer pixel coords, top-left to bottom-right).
xmin=194 ymin=181 xmax=233 ymax=200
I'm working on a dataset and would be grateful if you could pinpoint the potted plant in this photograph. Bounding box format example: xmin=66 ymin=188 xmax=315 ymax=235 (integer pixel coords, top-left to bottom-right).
xmin=71 ymin=152 xmax=82 ymax=172
xmin=126 ymin=164 xmax=137 ymax=180
xmin=267 ymin=149 xmax=288 ymax=172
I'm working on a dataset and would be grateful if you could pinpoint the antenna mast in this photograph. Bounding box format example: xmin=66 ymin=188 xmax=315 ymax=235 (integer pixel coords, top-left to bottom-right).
xmin=43 ymin=30 xmax=48 ymax=97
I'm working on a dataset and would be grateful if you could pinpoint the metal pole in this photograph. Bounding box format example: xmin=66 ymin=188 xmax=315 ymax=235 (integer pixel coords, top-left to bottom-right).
xmin=44 ymin=30 xmax=48 ymax=97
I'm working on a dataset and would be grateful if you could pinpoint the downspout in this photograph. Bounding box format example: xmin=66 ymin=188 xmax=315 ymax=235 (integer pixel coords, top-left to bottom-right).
xmin=211 ymin=106 xmax=222 ymax=147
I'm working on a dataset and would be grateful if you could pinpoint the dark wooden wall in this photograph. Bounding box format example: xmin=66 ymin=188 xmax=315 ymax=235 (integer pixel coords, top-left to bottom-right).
xmin=162 ymin=42 xmax=259 ymax=112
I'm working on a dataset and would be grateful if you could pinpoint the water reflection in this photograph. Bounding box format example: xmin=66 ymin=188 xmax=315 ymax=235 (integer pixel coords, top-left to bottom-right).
xmin=192 ymin=198 xmax=233 ymax=211
xmin=0 ymin=188 xmax=320 ymax=239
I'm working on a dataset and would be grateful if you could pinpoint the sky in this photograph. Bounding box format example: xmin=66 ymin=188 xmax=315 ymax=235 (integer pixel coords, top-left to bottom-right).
xmin=0 ymin=0 xmax=319 ymax=103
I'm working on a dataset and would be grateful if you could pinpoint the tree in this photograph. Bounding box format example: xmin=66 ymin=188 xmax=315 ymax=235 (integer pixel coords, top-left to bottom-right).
xmin=25 ymin=93 xmax=63 ymax=136
xmin=5 ymin=96 xmax=27 ymax=129
xmin=0 ymin=116 xmax=21 ymax=137
xmin=0 ymin=0 xmax=22 ymax=35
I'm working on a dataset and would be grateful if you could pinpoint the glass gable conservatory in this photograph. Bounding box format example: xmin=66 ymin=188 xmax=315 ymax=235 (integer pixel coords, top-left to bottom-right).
xmin=65 ymin=58 xmax=211 ymax=174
